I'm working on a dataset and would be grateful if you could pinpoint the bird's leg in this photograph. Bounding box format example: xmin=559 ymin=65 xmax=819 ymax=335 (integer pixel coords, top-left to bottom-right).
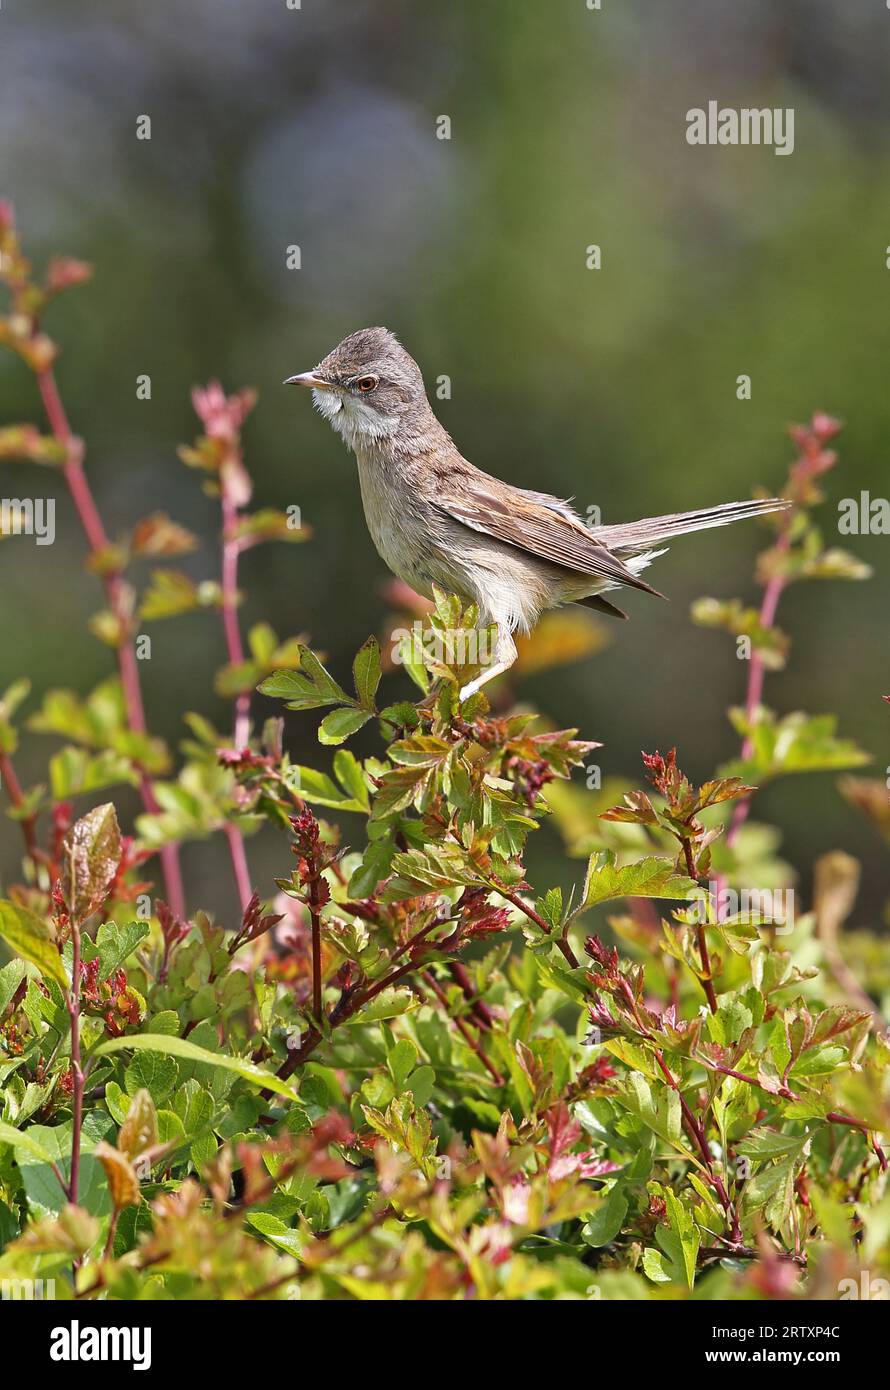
xmin=458 ymin=625 xmax=517 ymax=702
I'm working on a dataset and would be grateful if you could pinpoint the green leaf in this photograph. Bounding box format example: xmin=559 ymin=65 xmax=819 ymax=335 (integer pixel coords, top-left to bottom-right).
xmin=260 ymin=647 xmax=353 ymax=711
xmin=124 ymin=1051 xmax=178 ymax=1106
xmin=582 ymin=1187 xmax=628 ymax=1247
xmin=346 ymin=987 xmax=417 ymax=1024
xmin=332 ymin=750 xmax=370 ymax=810
xmin=385 ymin=844 xmax=486 ymax=898
xmin=289 ymin=766 xmax=365 ymax=814
xmin=139 ymin=568 xmax=203 ymax=620
xmin=0 ymin=958 xmax=27 ymax=1015
xmin=642 ymin=1246 xmax=674 ymax=1284
xmin=14 ymin=1115 xmax=114 ymax=1219
xmin=49 ymin=746 xmax=139 ymax=799
xmin=387 ymin=1040 xmax=418 ymax=1090
xmin=581 ymin=851 xmax=697 ymax=910
xmin=0 ymin=1119 xmax=60 ymax=1165
xmin=318 ymin=707 xmax=372 ymax=746
xmin=406 ymin=1065 xmax=435 ymax=1107
xmin=347 ymin=839 xmax=395 ymax=898
xmin=352 ymin=636 xmax=382 ymax=709
xmin=723 ymin=708 xmax=870 ymax=785
xmin=146 ymin=1009 xmax=181 ymax=1036
xmin=663 ymin=1189 xmax=699 ymax=1289
xmin=745 ymin=1153 xmax=801 ymax=1231
xmin=245 ymin=1211 xmax=305 ymax=1258
xmin=170 ymin=1080 xmax=215 ymax=1140
xmin=95 ymin=919 xmax=151 ymax=980
xmin=0 ymin=900 xmax=68 ymax=988
xmin=737 ymin=1128 xmax=809 ymax=1161
xmin=691 ymin=598 xmax=789 ymax=671
xmin=614 ymin=1074 xmax=698 ymax=1165
xmin=91 ymin=1032 xmax=302 ymax=1103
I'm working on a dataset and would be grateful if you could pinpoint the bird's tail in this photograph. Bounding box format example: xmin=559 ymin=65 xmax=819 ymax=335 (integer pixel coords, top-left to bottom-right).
xmin=595 ymin=497 xmax=790 ymax=554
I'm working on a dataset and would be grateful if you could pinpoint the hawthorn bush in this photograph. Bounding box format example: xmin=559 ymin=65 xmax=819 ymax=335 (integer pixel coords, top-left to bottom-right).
xmin=0 ymin=213 xmax=888 ymax=1302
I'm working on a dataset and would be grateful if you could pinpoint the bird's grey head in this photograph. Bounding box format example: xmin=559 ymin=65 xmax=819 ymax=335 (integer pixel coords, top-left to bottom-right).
xmin=285 ymin=327 xmax=432 ymax=452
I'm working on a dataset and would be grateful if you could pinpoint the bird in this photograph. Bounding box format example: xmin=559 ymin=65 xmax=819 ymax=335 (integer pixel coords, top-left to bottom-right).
xmin=285 ymin=328 xmax=789 ymax=700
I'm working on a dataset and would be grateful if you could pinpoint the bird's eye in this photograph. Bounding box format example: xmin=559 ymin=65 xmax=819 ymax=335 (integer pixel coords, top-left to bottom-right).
xmin=355 ymin=375 xmax=378 ymax=393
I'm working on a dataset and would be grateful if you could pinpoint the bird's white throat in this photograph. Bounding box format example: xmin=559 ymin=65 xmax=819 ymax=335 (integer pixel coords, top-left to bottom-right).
xmin=311 ymin=387 xmax=398 ymax=452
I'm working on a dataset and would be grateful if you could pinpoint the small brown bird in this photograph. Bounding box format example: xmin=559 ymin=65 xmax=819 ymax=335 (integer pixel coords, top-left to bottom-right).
xmin=286 ymin=328 xmax=789 ymax=698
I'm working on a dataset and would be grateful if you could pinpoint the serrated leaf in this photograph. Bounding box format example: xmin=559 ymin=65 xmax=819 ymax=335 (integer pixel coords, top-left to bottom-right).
xmin=95 ymin=919 xmax=151 ymax=980
xmin=139 ymin=568 xmax=200 ymax=620
xmin=582 ymin=851 xmax=697 ymax=910
xmin=259 ymin=647 xmax=353 ymax=711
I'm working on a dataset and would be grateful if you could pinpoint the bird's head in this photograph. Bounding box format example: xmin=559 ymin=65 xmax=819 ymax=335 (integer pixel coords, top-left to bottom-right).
xmin=285 ymin=327 xmax=430 ymax=450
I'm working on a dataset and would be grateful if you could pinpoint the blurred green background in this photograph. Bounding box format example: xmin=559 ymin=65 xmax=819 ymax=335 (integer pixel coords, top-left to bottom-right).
xmin=1 ymin=0 xmax=888 ymax=922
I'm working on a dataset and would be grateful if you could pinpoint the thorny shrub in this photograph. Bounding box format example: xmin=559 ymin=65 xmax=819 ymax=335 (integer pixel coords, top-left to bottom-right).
xmin=0 ymin=212 xmax=887 ymax=1302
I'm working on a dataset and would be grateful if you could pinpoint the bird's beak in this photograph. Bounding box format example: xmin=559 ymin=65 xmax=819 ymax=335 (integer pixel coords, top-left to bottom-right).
xmin=283 ymin=371 xmax=332 ymax=389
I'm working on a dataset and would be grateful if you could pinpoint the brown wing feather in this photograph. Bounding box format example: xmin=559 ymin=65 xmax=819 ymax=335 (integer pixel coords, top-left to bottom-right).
xmin=433 ymin=474 xmax=664 ymax=597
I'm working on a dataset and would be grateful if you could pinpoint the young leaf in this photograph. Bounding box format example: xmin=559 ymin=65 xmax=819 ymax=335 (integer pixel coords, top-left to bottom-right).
xmin=94 ymin=1142 xmax=141 ymax=1210
xmin=61 ymin=802 xmax=122 ymax=923
xmin=117 ymin=1088 xmax=158 ymax=1161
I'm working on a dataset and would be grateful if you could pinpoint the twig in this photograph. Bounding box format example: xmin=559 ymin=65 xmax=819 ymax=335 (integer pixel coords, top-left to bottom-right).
xmin=66 ymin=922 xmax=84 ymax=1205
xmin=680 ymin=834 xmax=719 ymax=1013
xmin=35 ymin=366 xmax=186 ymax=918
xmin=447 ymin=960 xmax=496 ymax=1030
xmin=697 ymin=1057 xmax=887 ymax=1171
xmin=275 ymin=959 xmax=420 ymax=1083
xmin=615 ymin=975 xmax=741 ymax=1239
xmin=490 ymin=881 xmax=580 ymax=968
xmin=0 ymin=747 xmax=42 ymax=871
xmin=218 ymin=462 xmax=253 ymax=913
xmin=308 ymin=864 xmax=324 ymax=1023
xmin=423 ymin=970 xmax=504 ymax=1085
xmin=713 ymin=531 xmax=791 ymax=926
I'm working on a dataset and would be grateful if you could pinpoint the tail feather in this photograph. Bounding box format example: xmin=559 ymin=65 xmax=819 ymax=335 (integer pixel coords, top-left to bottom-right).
xmin=596 ymin=497 xmax=789 ymax=554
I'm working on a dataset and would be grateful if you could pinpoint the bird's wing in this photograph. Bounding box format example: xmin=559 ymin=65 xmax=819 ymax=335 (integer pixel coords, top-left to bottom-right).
xmin=432 ymin=472 xmax=663 ymax=597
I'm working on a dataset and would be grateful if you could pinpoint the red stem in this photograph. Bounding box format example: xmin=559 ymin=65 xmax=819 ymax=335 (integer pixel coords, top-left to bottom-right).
xmin=307 ymin=869 xmax=324 ymax=1023
xmin=423 ymin=971 xmax=504 ymax=1085
xmin=67 ymin=925 xmax=84 ymax=1205
xmin=681 ymin=834 xmax=719 ymax=1012
xmin=0 ymin=749 xmax=40 ymax=864
xmin=221 ymin=492 xmax=251 ymax=751
xmin=36 ymin=367 xmax=186 ymax=918
xmin=616 ymin=977 xmax=741 ymax=1239
xmin=716 ymin=532 xmax=790 ymax=918
xmin=493 ymin=882 xmax=580 ymax=968
xmin=448 ymin=960 xmax=496 ymax=1029
xmin=219 ymin=484 xmax=252 ymax=912
xmin=224 ymin=822 xmax=252 ymax=916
